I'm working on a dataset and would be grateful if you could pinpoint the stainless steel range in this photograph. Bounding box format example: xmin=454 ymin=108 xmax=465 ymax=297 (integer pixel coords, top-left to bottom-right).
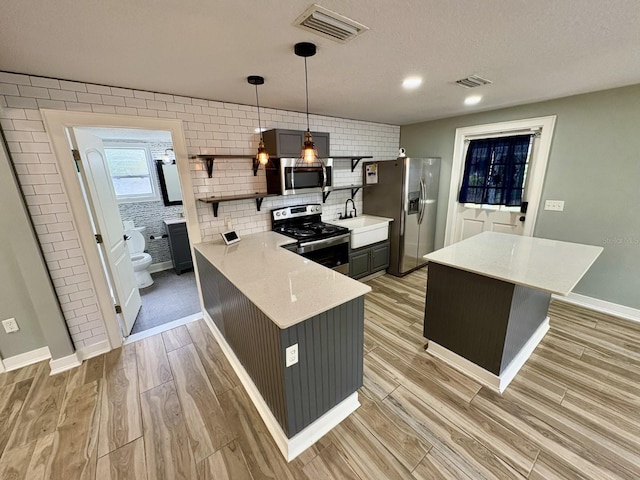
xmin=272 ymin=204 xmax=350 ymax=275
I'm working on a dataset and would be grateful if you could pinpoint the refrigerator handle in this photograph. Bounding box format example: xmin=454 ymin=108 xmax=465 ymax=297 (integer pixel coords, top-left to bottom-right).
xmin=418 ymin=179 xmax=426 ymax=224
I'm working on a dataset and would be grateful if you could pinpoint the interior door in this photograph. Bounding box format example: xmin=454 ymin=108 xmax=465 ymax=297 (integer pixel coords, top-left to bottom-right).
xmin=71 ymin=128 xmax=141 ymax=336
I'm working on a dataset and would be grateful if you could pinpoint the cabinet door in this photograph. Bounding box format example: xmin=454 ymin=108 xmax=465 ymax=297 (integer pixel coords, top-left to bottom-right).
xmin=350 ymin=249 xmax=370 ymax=279
xmin=263 ymin=129 xmax=330 ymax=157
xmin=314 ymin=132 xmax=330 ymax=158
xmin=371 ymin=242 xmax=390 ymax=272
xmin=166 ymin=222 xmax=193 ymax=274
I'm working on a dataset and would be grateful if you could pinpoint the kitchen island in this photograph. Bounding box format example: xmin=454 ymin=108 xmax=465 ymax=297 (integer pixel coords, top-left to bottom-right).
xmin=193 ymin=231 xmax=371 ymax=461
xmin=423 ymin=232 xmax=602 ymax=393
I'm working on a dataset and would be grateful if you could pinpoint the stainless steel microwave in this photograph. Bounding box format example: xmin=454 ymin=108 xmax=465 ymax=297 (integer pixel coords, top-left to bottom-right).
xmin=265 ymin=158 xmax=333 ymax=195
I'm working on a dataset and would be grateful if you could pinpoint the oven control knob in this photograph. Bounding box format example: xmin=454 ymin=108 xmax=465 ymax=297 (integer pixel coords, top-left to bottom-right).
xmin=275 ymin=212 xmax=280 ymax=217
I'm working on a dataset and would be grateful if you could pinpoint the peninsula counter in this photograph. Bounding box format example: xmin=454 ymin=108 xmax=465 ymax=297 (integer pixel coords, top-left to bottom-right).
xmin=193 ymin=231 xmax=371 ymax=461
xmin=423 ymin=232 xmax=602 ymax=393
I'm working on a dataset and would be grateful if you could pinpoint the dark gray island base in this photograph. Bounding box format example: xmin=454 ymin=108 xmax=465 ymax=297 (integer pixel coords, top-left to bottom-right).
xmin=425 ymin=262 xmax=551 ymax=390
xmin=422 ymin=232 xmax=603 ymax=393
xmin=192 ymin=234 xmax=370 ymax=461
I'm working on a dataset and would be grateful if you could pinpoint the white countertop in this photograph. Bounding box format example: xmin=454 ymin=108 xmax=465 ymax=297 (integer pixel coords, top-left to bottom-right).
xmin=194 ymin=232 xmax=371 ymax=329
xmin=163 ymin=217 xmax=186 ymax=225
xmin=424 ymin=232 xmax=603 ymax=296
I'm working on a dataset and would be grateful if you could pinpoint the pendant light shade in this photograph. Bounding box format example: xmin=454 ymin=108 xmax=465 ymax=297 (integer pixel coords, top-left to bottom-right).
xmin=295 ymin=42 xmax=319 ymax=165
xmin=248 ymin=75 xmax=269 ymax=169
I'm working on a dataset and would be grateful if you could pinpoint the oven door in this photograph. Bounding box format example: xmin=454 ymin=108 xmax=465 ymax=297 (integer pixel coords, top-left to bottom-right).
xmin=298 ymin=233 xmax=349 ymax=275
xmin=281 ymin=158 xmax=333 ymax=195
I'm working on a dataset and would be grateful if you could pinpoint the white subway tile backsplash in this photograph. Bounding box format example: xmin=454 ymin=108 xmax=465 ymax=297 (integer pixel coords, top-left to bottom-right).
xmin=77 ymin=92 xmax=103 ymax=104
xmin=86 ymin=84 xmax=112 ymax=95
xmin=1 ymin=70 xmax=399 ymax=352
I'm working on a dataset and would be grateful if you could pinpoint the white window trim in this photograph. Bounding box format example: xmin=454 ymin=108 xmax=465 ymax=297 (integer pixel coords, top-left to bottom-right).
xmin=104 ymin=142 xmax=159 ymax=203
xmin=444 ymin=115 xmax=557 ymax=246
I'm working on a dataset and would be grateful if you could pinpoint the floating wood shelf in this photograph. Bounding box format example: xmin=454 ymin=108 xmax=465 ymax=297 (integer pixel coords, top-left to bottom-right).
xmin=198 ymin=192 xmax=278 ymax=217
xmin=322 ymin=184 xmax=369 ymax=203
xmin=329 ymin=156 xmax=373 ymax=172
xmin=192 ymin=154 xmax=261 ymax=178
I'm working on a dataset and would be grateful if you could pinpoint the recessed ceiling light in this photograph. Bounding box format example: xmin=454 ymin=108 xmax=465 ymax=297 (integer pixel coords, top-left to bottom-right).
xmin=402 ymin=77 xmax=422 ymax=89
xmin=464 ymin=95 xmax=482 ymax=105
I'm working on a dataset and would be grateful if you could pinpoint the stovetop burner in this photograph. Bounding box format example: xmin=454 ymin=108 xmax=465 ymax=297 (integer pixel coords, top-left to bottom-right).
xmin=271 ymin=204 xmax=349 ymax=243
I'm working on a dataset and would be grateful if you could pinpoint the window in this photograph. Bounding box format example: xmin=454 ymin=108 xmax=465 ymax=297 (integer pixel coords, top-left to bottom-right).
xmin=104 ymin=145 xmax=158 ymax=202
xmin=458 ymin=135 xmax=532 ymax=207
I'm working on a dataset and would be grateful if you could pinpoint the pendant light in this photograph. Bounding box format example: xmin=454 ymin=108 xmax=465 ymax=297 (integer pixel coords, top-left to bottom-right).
xmin=247 ymin=75 xmax=269 ymax=171
xmin=295 ymin=42 xmax=319 ymax=164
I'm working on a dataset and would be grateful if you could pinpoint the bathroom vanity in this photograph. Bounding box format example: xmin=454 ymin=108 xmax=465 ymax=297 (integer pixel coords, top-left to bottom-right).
xmin=164 ymin=218 xmax=192 ymax=274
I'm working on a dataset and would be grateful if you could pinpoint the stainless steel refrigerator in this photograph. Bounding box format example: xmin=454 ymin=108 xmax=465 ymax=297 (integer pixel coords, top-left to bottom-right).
xmin=363 ymin=157 xmax=440 ymax=276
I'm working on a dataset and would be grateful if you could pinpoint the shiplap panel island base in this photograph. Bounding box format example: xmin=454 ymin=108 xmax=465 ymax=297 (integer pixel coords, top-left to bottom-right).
xmin=423 ymin=232 xmax=603 ymax=393
xmin=193 ymin=231 xmax=370 ymax=461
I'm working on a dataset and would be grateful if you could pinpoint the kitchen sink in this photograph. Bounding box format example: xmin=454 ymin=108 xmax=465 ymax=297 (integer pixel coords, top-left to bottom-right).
xmin=328 ymin=215 xmax=392 ymax=248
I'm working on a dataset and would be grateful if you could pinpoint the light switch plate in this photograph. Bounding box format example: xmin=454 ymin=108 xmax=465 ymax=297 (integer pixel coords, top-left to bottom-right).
xmin=544 ymin=200 xmax=565 ymax=211
xmin=285 ymin=344 xmax=298 ymax=367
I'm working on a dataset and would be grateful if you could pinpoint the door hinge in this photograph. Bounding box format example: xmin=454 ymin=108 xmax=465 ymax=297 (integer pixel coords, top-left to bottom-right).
xmin=72 ymin=149 xmax=81 ymax=172
xmin=115 ymin=305 xmax=122 ymax=314
xmin=95 ymin=234 xmax=103 ymax=244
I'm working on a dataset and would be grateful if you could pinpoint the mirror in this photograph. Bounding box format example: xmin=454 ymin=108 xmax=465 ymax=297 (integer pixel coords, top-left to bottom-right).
xmin=156 ymin=160 xmax=183 ymax=206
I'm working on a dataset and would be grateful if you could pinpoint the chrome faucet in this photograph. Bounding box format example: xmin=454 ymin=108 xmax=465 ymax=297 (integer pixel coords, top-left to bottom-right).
xmin=340 ymin=198 xmax=357 ymax=219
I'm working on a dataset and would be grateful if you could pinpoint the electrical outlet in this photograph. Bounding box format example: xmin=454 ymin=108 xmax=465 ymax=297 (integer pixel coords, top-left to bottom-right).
xmin=285 ymin=343 xmax=299 ymax=367
xmin=544 ymin=200 xmax=565 ymax=212
xmin=2 ymin=318 xmax=19 ymax=333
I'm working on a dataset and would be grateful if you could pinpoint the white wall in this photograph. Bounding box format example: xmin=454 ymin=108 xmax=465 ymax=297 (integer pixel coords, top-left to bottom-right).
xmin=0 ymin=71 xmax=400 ymax=349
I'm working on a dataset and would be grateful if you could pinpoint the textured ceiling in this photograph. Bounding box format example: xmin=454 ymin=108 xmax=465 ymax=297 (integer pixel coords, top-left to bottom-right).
xmin=2 ymin=1 xmax=640 ymax=125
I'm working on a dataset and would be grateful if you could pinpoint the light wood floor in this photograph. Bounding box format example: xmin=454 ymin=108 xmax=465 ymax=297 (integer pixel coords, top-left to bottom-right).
xmin=1 ymin=268 xmax=639 ymax=479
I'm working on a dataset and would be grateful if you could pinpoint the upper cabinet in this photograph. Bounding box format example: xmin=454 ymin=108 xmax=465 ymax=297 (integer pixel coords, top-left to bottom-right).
xmin=262 ymin=129 xmax=330 ymax=158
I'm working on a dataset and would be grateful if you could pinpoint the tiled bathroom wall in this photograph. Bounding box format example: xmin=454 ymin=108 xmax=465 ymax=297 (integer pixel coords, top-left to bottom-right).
xmin=0 ymin=71 xmax=400 ymax=349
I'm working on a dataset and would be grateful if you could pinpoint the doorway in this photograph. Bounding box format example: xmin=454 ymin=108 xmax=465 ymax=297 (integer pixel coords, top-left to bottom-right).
xmin=72 ymin=127 xmax=201 ymax=339
xmin=444 ymin=116 xmax=556 ymax=246
xmin=41 ymin=110 xmax=202 ymax=350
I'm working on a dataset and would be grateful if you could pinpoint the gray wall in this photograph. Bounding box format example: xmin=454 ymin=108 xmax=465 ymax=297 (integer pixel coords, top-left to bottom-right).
xmin=400 ymin=84 xmax=640 ymax=310
xmin=0 ymin=137 xmax=74 ymax=359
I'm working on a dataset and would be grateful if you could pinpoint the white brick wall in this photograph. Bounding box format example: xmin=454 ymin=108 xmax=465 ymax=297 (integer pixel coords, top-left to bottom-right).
xmin=0 ymin=71 xmax=400 ymax=349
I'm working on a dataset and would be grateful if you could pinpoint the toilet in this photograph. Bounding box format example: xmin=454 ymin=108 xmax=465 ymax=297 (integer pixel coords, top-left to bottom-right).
xmin=125 ymin=227 xmax=153 ymax=288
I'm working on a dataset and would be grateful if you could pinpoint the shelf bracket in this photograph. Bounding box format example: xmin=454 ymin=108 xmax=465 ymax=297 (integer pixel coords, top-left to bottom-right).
xmin=252 ymin=158 xmax=260 ymax=176
xmin=322 ymin=191 xmax=331 ymax=203
xmin=351 ymin=157 xmax=362 ymax=172
xmin=256 ymin=197 xmax=265 ymax=211
xmin=211 ymin=202 xmax=220 ymax=217
xmin=199 ymin=155 xmax=215 ymax=178
xmin=350 ymin=187 xmax=361 ymax=198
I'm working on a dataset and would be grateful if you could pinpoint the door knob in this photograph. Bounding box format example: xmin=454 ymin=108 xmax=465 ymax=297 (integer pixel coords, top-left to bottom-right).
xmin=123 ymin=234 xmax=130 ymax=241
xmin=519 ymin=216 xmax=526 ymax=222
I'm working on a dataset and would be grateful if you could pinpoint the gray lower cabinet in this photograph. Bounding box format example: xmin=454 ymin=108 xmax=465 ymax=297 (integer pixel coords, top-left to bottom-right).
xmin=164 ymin=220 xmax=193 ymax=274
xmin=349 ymin=241 xmax=390 ymax=279
xmin=262 ymin=128 xmax=330 ymax=158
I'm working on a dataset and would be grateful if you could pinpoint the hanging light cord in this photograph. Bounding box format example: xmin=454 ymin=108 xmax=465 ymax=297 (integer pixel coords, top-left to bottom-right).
xmin=254 ymin=84 xmax=263 ymax=140
xmin=304 ymin=57 xmax=310 ymax=131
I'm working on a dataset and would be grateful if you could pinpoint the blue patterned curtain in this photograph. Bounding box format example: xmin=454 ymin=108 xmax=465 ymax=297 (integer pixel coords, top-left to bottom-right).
xmin=458 ymin=135 xmax=532 ymax=206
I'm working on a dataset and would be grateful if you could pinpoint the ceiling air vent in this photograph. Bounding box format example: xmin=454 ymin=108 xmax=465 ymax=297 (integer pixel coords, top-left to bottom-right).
xmin=455 ymin=75 xmax=492 ymax=88
xmin=294 ymin=4 xmax=369 ymax=43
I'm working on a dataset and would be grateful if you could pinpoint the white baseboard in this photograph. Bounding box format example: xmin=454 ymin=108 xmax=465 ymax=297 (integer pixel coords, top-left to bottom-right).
xmin=498 ymin=318 xmax=550 ymax=391
xmin=149 ymin=261 xmax=173 ymax=273
xmin=553 ymin=292 xmax=640 ymax=324
xmin=427 ymin=317 xmax=550 ymax=394
xmin=49 ymin=352 xmax=81 ymax=375
xmin=77 ymin=339 xmax=111 ymax=361
xmin=202 ymin=312 xmax=360 ymax=462
xmin=3 ymin=346 xmax=51 ymax=372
